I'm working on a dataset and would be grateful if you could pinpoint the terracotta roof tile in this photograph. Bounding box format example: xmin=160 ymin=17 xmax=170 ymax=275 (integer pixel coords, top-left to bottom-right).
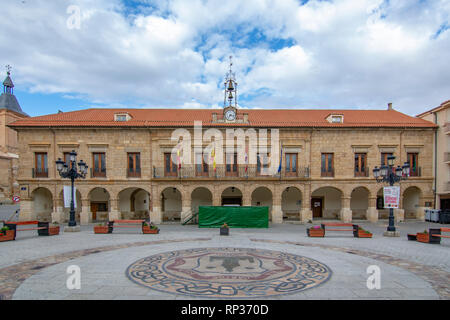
xmin=8 ymin=108 xmax=437 ymax=128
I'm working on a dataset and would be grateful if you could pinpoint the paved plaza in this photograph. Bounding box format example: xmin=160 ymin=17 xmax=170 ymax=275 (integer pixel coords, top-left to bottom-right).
xmin=0 ymin=220 xmax=448 ymax=300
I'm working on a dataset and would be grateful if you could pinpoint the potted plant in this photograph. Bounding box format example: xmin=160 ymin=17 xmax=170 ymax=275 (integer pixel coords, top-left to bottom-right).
xmin=355 ymin=227 xmax=373 ymax=238
xmin=142 ymin=222 xmax=159 ymax=234
xmin=94 ymin=223 xmax=110 ymax=234
xmin=0 ymin=226 xmax=15 ymax=242
xmin=416 ymin=230 xmax=429 ymax=243
xmin=220 ymin=223 xmax=229 ymax=236
xmin=307 ymin=225 xmax=325 ymax=237
xmin=48 ymin=222 xmax=60 ymax=236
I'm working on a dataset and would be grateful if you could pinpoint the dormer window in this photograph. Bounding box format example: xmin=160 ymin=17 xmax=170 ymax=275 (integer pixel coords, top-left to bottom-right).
xmin=329 ymin=115 xmax=344 ymax=123
xmin=114 ymin=113 xmax=130 ymax=122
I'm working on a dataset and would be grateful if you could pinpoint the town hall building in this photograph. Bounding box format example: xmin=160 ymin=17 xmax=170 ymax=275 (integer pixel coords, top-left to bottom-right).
xmin=7 ymin=67 xmax=437 ymax=225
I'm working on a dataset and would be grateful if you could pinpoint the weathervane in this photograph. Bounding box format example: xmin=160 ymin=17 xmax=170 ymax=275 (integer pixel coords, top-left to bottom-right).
xmin=224 ymin=56 xmax=237 ymax=108
xmin=5 ymin=65 xmax=12 ymax=75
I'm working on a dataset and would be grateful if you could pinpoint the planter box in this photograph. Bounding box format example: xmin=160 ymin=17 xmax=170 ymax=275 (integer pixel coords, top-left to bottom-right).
xmin=142 ymin=226 xmax=159 ymax=234
xmin=417 ymin=230 xmax=442 ymax=244
xmin=48 ymin=226 xmax=60 ymax=236
xmin=220 ymin=227 xmax=229 ymax=236
xmin=0 ymin=230 xmax=15 ymax=242
xmin=407 ymin=234 xmax=417 ymax=241
xmin=307 ymin=228 xmax=325 ymax=237
xmin=417 ymin=233 xmax=430 ymax=243
xmin=356 ymin=231 xmax=373 ymax=238
xmin=94 ymin=226 xmax=110 ymax=234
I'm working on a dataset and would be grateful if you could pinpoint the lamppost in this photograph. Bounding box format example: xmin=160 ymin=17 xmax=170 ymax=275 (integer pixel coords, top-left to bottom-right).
xmin=56 ymin=150 xmax=88 ymax=227
xmin=373 ymin=155 xmax=410 ymax=233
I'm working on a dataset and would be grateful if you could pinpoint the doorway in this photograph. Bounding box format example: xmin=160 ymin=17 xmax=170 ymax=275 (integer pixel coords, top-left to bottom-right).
xmin=222 ymin=197 xmax=242 ymax=206
xmin=311 ymin=198 xmax=323 ymax=218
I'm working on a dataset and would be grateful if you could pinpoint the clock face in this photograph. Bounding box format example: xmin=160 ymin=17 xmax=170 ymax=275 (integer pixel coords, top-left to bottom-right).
xmin=225 ymin=110 xmax=236 ymax=121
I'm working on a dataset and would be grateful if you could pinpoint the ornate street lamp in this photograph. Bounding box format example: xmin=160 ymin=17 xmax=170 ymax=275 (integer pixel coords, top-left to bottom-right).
xmin=373 ymin=155 xmax=410 ymax=233
xmin=56 ymin=150 xmax=88 ymax=227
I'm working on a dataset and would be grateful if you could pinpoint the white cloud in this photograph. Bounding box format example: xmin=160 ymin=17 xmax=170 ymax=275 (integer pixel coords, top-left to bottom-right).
xmin=0 ymin=0 xmax=449 ymax=115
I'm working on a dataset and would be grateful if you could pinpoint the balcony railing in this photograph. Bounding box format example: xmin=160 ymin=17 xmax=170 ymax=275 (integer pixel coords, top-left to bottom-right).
xmin=354 ymin=167 xmax=370 ymax=177
xmin=90 ymin=168 xmax=107 ymax=178
xmin=32 ymin=168 xmax=48 ymax=178
xmin=127 ymin=168 xmax=141 ymax=178
xmin=321 ymin=168 xmax=335 ymax=177
xmin=409 ymin=167 xmax=421 ymax=177
xmin=153 ymin=165 xmax=310 ymax=179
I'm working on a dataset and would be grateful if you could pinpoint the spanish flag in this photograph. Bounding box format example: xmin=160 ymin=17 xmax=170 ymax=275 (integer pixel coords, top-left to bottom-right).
xmin=211 ymin=144 xmax=216 ymax=172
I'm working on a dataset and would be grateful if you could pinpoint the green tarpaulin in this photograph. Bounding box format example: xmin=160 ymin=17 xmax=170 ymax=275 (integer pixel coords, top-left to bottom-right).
xmin=198 ymin=206 xmax=269 ymax=228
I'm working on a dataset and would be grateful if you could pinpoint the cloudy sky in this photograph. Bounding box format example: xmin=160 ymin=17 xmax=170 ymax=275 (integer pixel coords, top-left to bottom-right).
xmin=1 ymin=0 xmax=449 ymax=117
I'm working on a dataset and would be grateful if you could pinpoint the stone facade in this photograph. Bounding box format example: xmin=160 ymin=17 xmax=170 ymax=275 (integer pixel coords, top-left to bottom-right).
xmin=13 ymin=123 xmax=435 ymax=224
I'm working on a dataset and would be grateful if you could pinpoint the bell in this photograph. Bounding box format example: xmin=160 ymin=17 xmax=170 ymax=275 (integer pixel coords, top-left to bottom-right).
xmin=227 ymin=80 xmax=234 ymax=91
xmin=228 ymin=92 xmax=233 ymax=100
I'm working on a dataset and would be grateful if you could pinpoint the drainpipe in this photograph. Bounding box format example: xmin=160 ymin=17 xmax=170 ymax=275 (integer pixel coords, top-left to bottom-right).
xmin=434 ymin=112 xmax=438 ymax=209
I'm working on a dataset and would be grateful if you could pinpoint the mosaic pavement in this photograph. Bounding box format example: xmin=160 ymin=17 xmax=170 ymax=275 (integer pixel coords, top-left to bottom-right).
xmin=126 ymin=247 xmax=332 ymax=298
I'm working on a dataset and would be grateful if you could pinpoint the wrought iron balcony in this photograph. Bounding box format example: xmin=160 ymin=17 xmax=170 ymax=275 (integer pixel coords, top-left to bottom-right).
xmin=127 ymin=168 xmax=141 ymax=178
xmin=152 ymin=165 xmax=310 ymax=179
xmin=90 ymin=168 xmax=107 ymax=178
xmin=32 ymin=168 xmax=48 ymax=178
xmin=354 ymin=167 xmax=370 ymax=177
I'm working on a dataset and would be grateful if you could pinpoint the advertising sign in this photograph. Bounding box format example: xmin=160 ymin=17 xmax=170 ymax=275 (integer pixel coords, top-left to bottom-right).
xmin=383 ymin=186 xmax=400 ymax=209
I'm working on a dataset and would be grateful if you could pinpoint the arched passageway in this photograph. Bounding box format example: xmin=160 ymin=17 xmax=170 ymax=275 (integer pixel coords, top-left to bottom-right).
xmin=311 ymin=187 xmax=343 ymax=219
xmin=281 ymin=187 xmax=301 ymax=221
xmin=119 ymin=188 xmax=150 ymax=220
xmin=221 ymin=187 xmax=243 ymax=206
xmin=252 ymin=187 xmax=273 ymax=221
xmin=161 ymin=187 xmax=182 ymax=222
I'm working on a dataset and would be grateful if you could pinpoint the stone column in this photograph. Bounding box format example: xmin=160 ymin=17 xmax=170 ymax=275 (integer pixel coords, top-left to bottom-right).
xmin=80 ymin=198 xmax=91 ymax=225
xmin=51 ymin=206 xmax=64 ymax=223
xmin=340 ymin=197 xmax=352 ymax=223
xmin=212 ymin=194 xmax=221 ymax=206
xmin=366 ymin=197 xmax=378 ymax=223
xmin=150 ymin=192 xmax=163 ymax=224
xmin=181 ymin=196 xmax=192 ymax=223
xmin=242 ymin=192 xmax=251 ymax=207
xmin=272 ymin=188 xmax=283 ymax=224
xmin=300 ymin=194 xmax=312 ymax=223
xmin=19 ymin=199 xmax=35 ymax=221
xmin=394 ymin=209 xmax=404 ymax=222
xmin=109 ymin=198 xmax=121 ymax=221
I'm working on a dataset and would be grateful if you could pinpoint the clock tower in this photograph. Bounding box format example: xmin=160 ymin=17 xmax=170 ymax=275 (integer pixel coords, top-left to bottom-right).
xmin=223 ymin=56 xmax=237 ymax=122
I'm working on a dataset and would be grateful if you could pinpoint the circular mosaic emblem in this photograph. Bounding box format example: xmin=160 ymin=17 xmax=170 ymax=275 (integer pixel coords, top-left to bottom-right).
xmin=126 ymin=247 xmax=332 ymax=298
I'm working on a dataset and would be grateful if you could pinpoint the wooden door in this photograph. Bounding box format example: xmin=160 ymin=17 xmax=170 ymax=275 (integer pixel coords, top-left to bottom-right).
xmin=311 ymin=198 xmax=323 ymax=218
xmin=91 ymin=203 xmax=98 ymax=221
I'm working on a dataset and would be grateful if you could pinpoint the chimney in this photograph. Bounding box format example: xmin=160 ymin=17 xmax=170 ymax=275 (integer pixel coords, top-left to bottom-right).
xmin=212 ymin=113 xmax=217 ymax=122
xmin=243 ymin=113 xmax=248 ymax=123
xmin=388 ymin=103 xmax=393 ymax=110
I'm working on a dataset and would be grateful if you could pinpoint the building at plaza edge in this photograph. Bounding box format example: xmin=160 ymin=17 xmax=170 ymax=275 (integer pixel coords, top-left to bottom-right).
xmin=7 ymin=67 xmax=439 ymax=225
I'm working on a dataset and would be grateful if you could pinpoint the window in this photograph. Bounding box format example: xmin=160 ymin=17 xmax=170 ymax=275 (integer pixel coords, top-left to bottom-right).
xmin=127 ymin=153 xmax=141 ymax=177
xmin=321 ymin=153 xmax=334 ymax=177
xmin=92 ymin=153 xmax=106 ymax=177
xmin=63 ymin=152 xmax=75 ymax=169
xmin=355 ymin=153 xmax=367 ymax=177
xmin=164 ymin=153 xmax=177 ymax=176
xmin=407 ymin=153 xmax=419 ymax=177
xmin=35 ymin=153 xmax=48 ymax=178
xmin=331 ymin=116 xmax=343 ymax=123
xmin=114 ymin=113 xmax=129 ymax=122
xmin=381 ymin=153 xmax=393 ymax=166
xmin=195 ymin=153 xmax=209 ymax=176
xmin=285 ymin=153 xmax=297 ymax=177
xmin=226 ymin=153 xmax=238 ymax=176
xmin=257 ymin=154 xmax=270 ymax=175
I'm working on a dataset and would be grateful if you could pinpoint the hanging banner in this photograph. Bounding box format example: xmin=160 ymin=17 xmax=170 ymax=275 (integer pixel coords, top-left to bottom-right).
xmin=383 ymin=186 xmax=400 ymax=209
xmin=64 ymin=186 xmax=77 ymax=208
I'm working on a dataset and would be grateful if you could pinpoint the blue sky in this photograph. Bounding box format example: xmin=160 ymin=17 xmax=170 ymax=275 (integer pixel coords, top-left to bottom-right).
xmin=1 ymin=0 xmax=449 ymax=117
